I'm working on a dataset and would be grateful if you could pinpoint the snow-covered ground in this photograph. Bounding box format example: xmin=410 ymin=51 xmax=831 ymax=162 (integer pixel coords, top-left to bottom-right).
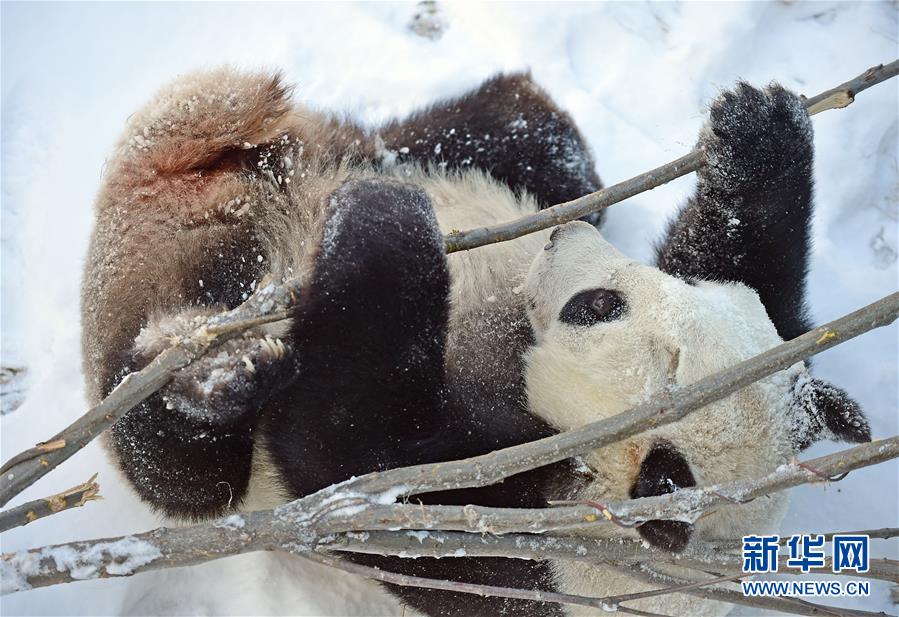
xmin=1 ymin=2 xmax=896 ymax=615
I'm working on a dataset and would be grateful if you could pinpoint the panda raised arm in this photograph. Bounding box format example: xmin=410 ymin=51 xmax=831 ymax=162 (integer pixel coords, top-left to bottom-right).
xmin=655 ymin=83 xmax=814 ymax=341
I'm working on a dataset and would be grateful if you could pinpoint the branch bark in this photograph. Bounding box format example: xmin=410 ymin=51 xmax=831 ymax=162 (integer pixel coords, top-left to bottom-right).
xmin=0 ymin=282 xmax=300 ymax=508
xmin=0 ymin=475 xmax=100 ymax=533
xmin=443 ymin=59 xmax=899 ymax=253
xmin=3 ymin=437 xmax=896 ymax=594
xmin=320 ymin=530 xmax=898 ymax=583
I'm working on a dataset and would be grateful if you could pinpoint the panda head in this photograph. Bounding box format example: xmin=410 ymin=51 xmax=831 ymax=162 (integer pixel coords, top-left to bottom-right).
xmin=523 ymin=221 xmax=870 ymax=551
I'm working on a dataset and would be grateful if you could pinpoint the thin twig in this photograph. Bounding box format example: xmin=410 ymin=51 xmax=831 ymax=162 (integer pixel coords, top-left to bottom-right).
xmin=0 ymin=475 xmax=100 ymax=533
xmin=817 ymin=527 xmax=899 ymax=542
xmin=707 ymin=527 xmax=899 ymax=548
xmin=803 ymin=61 xmax=899 ymax=114
xmin=443 ymin=59 xmax=899 ymax=253
xmin=627 ymin=563 xmax=893 ymax=617
xmin=301 ymin=550 xmax=688 ymax=616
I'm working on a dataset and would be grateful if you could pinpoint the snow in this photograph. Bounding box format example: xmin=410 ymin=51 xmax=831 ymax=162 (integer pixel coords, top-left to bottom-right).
xmin=1 ymin=2 xmax=895 ymax=615
xmin=1 ymin=537 xmax=162 ymax=595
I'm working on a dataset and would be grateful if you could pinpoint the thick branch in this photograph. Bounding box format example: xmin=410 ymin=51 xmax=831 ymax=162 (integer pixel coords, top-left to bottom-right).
xmin=319 ymin=530 xmax=739 ymax=571
xmin=4 ymin=437 xmax=896 ymax=594
xmin=1 ymin=512 xmax=276 ymax=593
xmin=0 ymin=475 xmax=100 ymax=533
xmin=0 ymin=282 xmax=300 ymax=508
xmin=319 ymin=529 xmax=898 ymax=584
xmin=443 ymin=59 xmax=899 ymax=253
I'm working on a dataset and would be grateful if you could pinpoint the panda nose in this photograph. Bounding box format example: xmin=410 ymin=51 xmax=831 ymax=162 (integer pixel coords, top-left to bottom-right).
xmin=549 ymin=221 xmax=582 ymax=242
xmin=545 ymin=226 xmax=563 ymax=250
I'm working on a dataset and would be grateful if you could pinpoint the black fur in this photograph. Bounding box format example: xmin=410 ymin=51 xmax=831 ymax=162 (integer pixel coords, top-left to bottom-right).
xmin=380 ymin=72 xmax=604 ymax=225
xmin=791 ymin=377 xmax=871 ymax=451
xmin=263 ymin=179 xmax=452 ymax=494
xmin=109 ymin=395 xmax=257 ymax=519
xmin=261 ymin=177 xmax=571 ymax=616
xmin=655 ymin=82 xmax=814 ymax=341
xmin=108 ymin=231 xmax=274 ymax=520
xmin=630 ymin=441 xmax=696 ymax=552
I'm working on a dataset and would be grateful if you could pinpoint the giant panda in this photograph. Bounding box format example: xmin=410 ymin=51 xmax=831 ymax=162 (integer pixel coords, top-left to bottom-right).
xmin=81 ymin=69 xmax=871 ymax=616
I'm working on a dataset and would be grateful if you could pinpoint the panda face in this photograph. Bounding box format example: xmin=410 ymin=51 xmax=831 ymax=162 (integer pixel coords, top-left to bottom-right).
xmin=523 ymin=222 xmax=797 ymax=547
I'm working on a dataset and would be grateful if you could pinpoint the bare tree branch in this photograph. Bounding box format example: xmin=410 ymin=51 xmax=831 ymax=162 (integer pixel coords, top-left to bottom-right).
xmin=300 ymin=549 xmax=739 ymax=617
xmin=1 ymin=512 xmax=275 ymax=593
xmin=0 ymin=475 xmax=100 ymax=533
xmin=319 ymin=529 xmax=899 ymax=584
xmin=0 ymin=62 xmax=895 ymax=510
xmin=819 ymin=528 xmax=899 ymax=542
xmin=443 ymin=59 xmax=899 ymax=253
xmin=319 ymin=529 xmax=739 ymax=571
xmin=707 ymin=527 xmax=899 ymax=548
xmin=0 ymin=282 xmax=300 ymax=508
xmin=3 ymin=437 xmax=896 ymax=594
xmin=803 ymin=61 xmax=899 ymax=114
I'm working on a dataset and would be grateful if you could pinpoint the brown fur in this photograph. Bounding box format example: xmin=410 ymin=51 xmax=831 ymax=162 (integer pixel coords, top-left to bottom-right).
xmin=82 ymin=70 xmax=367 ymax=401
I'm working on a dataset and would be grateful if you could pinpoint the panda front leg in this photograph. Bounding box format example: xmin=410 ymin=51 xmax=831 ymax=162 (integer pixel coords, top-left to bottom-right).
xmin=109 ymin=310 xmax=297 ymax=520
xmin=655 ymin=82 xmax=814 ymax=340
xmin=378 ymin=73 xmax=604 ymax=224
xmin=262 ymin=178 xmax=453 ymax=498
xmin=261 ymin=180 xmax=566 ymax=615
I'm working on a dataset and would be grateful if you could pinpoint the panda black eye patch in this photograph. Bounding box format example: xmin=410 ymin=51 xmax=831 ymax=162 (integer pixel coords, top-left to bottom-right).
xmin=558 ymin=288 xmax=627 ymax=326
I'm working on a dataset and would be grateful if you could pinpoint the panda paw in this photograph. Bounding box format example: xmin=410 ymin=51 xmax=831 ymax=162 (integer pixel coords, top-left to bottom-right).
xmin=162 ymin=332 xmax=296 ymax=425
xmin=699 ymin=82 xmax=813 ymax=197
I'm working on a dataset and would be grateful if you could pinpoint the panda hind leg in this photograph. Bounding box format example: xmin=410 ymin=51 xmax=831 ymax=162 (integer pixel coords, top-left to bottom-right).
xmin=263 ymin=178 xmax=453 ymax=498
xmin=379 ymin=72 xmax=604 ymax=225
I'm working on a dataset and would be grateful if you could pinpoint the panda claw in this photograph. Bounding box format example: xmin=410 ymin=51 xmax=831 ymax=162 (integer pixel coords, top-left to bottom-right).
xmin=162 ymin=329 xmax=295 ymax=424
xmin=700 ymin=81 xmax=812 ymax=198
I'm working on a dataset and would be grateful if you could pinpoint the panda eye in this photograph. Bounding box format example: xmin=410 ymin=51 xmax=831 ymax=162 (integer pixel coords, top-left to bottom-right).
xmin=558 ymin=288 xmax=627 ymax=327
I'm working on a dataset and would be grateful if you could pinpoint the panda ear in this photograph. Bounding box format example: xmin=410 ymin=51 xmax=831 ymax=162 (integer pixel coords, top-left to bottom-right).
xmin=791 ymin=377 xmax=871 ymax=451
xmin=630 ymin=441 xmax=695 ymax=552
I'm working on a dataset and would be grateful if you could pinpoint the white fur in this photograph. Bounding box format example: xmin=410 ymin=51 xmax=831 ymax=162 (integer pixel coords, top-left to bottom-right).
xmin=424 ymin=170 xmax=548 ymax=314
xmin=524 ymin=222 xmax=803 ymax=616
